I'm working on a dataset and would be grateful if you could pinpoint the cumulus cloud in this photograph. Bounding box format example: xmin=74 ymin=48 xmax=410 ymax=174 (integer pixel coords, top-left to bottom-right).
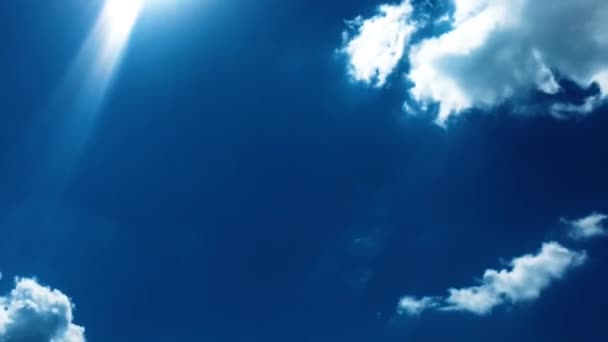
xmin=0 ymin=277 xmax=85 ymax=342
xmin=399 ymin=242 xmax=587 ymax=316
xmin=340 ymin=0 xmax=608 ymax=124
xmin=341 ymin=0 xmax=416 ymax=86
xmin=564 ymin=213 xmax=608 ymax=241
xmin=408 ymin=0 xmax=608 ymax=124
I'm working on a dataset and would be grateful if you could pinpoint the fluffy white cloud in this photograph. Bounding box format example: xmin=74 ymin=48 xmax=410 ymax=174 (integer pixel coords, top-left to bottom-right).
xmin=0 ymin=277 xmax=85 ymax=342
xmin=341 ymin=1 xmax=415 ymax=86
xmin=446 ymin=242 xmax=587 ymax=314
xmin=399 ymin=242 xmax=587 ymax=316
xmin=564 ymin=213 xmax=608 ymax=241
xmin=408 ymin=0 xmax=608 ymax=123
xmin=340 ymin=0 xmax=608 ymax=123
xmin=408 ymin=0 xmax=608 ymax=124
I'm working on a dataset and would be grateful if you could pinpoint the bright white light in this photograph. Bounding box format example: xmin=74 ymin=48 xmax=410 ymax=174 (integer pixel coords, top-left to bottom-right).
xmin=96 ymin=0 xmax=144 ymax=75
xmin=30 ymin=0 xmax=147 ymax=197
xmin=103 ymin=0 xmax=143 ymax=41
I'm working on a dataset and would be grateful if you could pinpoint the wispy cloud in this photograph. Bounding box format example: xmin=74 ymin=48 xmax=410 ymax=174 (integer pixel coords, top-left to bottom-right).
xmin=398 ymin=296 xmax=440 ymax=315
xmin=563 ymin=213 xmax=608 ymax=241
xmin=398 ymin=242 xmax=587 ymax=316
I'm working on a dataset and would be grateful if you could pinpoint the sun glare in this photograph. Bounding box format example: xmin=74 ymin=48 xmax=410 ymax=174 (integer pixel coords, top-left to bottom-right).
xmin=103 ymin=0 xmax=143 ymax=39
xmin=98 ymin=0 xmax=143 ymax=68
xmin=35 ymin=0 xmax=150 ymax=198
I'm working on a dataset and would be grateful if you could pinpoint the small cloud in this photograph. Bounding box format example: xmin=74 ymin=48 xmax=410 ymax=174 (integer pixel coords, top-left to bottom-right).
xmin=0 ymin=277 xmax=85 ymax=342
xmin=443 ymin=286 xmax=501 ymax=315
xmin=398 ymin=242 xmax=587 ymax=316
xmin=397 ymin=296 xmax=439 ymax=316
xmin=563 ymin=213 xmax=608 ymax=241
xmin=340 ymin=1 xmax=417 ymax=87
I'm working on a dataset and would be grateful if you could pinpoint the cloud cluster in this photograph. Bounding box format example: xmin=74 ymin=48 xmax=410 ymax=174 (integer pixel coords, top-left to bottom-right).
xmin=398 ymin=242 xmax=587 ymax=316
xmin=341 ymin=0 xmax=415 ymax=87
xmin=341 ymin=0 xmax=608 ymax=124
xmin=0 ymin=277 xmax=85 ymax=342
xmin=564 ymin=213 xmax=607 ymax=241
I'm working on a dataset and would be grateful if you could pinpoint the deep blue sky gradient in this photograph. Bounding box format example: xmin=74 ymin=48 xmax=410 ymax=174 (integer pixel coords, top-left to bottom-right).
xmin=1 ymin=1 xmax=607 ymax=341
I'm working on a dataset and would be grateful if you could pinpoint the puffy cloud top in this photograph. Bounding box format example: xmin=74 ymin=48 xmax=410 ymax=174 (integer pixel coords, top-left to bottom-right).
xmin=0 ymin=277 xmax=85 ymax=342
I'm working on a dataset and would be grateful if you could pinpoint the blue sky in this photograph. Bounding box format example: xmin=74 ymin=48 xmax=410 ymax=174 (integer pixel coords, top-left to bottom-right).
xmin=0 ymin=0 xmax=607 ymax=341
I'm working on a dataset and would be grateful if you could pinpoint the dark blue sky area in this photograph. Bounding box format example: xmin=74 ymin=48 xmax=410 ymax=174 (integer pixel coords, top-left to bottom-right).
xmin=0 ymin=1 xmax=607 ymax=341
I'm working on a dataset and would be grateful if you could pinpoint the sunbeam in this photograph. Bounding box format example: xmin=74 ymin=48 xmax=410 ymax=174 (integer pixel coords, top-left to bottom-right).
xmin=19 ymin=0 xmax=145 ymax=196
xmin=96 ymin=0 xmax=144 ymax=78
xmin=56 ymin=0 xmax=144 ymax=157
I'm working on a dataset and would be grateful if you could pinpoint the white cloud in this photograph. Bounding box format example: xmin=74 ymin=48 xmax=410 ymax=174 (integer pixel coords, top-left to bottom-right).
xmin=397 ymin=296 xmax=439 ymax=315
xmin=399 ymin=242 xmax=587 ymax=316
xmin=0 ymin=277 xmax=85 ymax=342
xmin=341 ymin=1 xmax=416 ymax=87
xmin=407 ymin=0 xmax=608 ymax=124
xmin=339 ymin=0 xmax=608 ymax=124
xmin=444 ymin=286 xmax=500 ymax=315
xmin=446 ymin=242 xmax=587 ymax=314
xmin=564 ymin=213 xmax=608 ymax=241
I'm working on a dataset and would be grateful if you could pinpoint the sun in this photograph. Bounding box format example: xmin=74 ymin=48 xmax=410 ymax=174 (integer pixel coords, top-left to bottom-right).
xmin=90 ymin=0 xmax=144 ymax=77
xmin=102 ymin=0 xmax=144 ymax=45
xmin=102 ymin=0 xmax=144 ymax=35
